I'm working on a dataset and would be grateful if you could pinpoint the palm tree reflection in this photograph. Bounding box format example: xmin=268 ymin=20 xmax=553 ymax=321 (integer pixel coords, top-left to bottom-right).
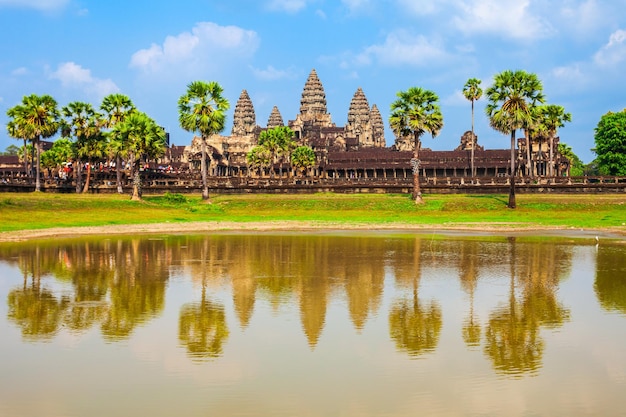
xmin=389 ymin=238 xmax=442 ymax=357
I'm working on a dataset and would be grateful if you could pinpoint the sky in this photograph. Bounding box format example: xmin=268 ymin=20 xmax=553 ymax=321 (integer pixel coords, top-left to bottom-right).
xmin=1 ymin=0 xmax=625 ymax=163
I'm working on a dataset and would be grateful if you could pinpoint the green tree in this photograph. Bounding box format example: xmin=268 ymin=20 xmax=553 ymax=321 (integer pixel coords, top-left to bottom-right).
xmin=246 ymin=146 xmax=271 ymax=177
xmin=557 ymin=143 xmax=584 ymax=176
xmin=61 ymin=102 xmax=103 ymax=193
xmin=485 ymin=70 xmax=545 ymax=208
xmin=178 ymin=81 xmax=230 ymax=201
xmin=291 ymin=145 xmax=316 ymax=178
xmin=539 ymin=104 xmax=572 ymax=177
xmin=389 ymin=87 xmax=444 ymax=204
xmin=101 ymin=94 xmax=136 ymax=194
xmin=112 ymin=112 xmax=166 ymax=200
xmin=257 ymin=126 xmax=297 ymax=178
xmin=6 ymin=94 xmax=60 ymax=191
xmin=1 ymin=144 xmax=20 ymax=156
xmin=463 ymin=78 xmax=482 ymax=177
xmin=41 ymin=137 xmax=74 ymax=177
xmin=594 ymin=109 xmax=626 ymax=176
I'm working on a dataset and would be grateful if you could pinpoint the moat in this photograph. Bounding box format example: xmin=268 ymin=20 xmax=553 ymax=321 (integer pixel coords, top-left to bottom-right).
xmin=1 ymin=233 xmax=625 ymax=417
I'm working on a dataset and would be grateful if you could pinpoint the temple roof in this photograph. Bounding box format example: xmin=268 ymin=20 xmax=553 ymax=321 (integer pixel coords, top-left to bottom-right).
xmin=299 ymin=69 xmax=328 ymax=117
xmin=231 ymin=89 xmax=256 ymax=136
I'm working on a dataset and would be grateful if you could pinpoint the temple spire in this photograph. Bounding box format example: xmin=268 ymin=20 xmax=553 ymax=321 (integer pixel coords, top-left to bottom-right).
xmin=267 ymin=106 xmax=284 ymax=128
xmin=231 ymin=89 xmax=256 ymax=136
xmin=299 ymin=69 xmax=328 ymax=117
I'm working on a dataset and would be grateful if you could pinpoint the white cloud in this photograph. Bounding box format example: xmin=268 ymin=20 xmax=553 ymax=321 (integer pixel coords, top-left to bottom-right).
xmin=11 ymin=67 xmax=29 ymax=76
xmin=129 ymin=22 xmax=259 ymax=73
xmin=559 ymin=0 xmax=602 ymax=31
xmin=251 ymin=65 xmax=296 ymax=81
xmin=594 ymin=29 xmax=626 ymax=67
xmin=451 ymin=0 xmax=555 ymax=41
xmin=342 ymin=0 xmax=374 ymax=14
xmin=0 ymin=0 xmax=69 ymax=11
xmin=49 ymin=62 xmax=119 ymax=98
xmin=356 ymin=30 xmax=450 ymax=67
xmin=266 ymin=0 xmax=308 ymax=13
xmin=396 ymin=0 xmax=447 ymax=15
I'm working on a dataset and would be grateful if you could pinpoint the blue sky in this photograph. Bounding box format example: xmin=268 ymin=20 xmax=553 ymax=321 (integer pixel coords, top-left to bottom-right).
xmin=1 ymin=0 xmax=625 ymax=163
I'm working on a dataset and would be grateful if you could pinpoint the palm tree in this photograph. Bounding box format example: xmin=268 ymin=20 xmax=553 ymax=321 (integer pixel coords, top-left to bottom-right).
xmin=539 ymin=105 xmax=572 ymax=177
xmin=463 ymin=78 xmax=482 ymax=177
xmin=257 ymin=126 xmax=297 ymax=178
xmin=101 ymin=94 xmax=136 ymax=194
xmin=61 ymin=102 xmax=103 ymax=193
xmin=485 ymin=70 xmax=544 ymax=208
xmin=112 ymin=112 xmax=167 ymax=200
xmin=178 ymin=81 xmax=230 ymax=201
xmin=291 ymin=145 xmax=316 ymax=179
xmin=389 ymin=87 xmax=444 ymax=204
xmin=6 ymin=94 xmax=60 ymax=192
xmin=246 ymin=146 xmax=271 ymax=177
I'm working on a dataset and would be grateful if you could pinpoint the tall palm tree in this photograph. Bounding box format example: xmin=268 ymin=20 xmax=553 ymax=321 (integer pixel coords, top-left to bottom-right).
xmin=6 ymin=94 xmax=60 ymax=192
xmin=112 ymin=112 xmax=166 ymax=200
xmin=485 ymin=70 xmax=544 ymax=208
xmin=389 ymin=87 xmax=444 ymax=204
xmin=539 ymin=105 xmax=572 ymax=177
xmin=178 ymin=81 xmax=230 ymax=201
xmin=61 ymin=102 xmax=103 ymax=193
xmin=463 ymin=78 xmax=482 ymax=177
xmin=101 ymin=94 xmax=136 ymax=194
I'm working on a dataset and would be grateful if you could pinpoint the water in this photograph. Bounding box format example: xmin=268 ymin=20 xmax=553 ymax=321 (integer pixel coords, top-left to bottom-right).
xmin=1 ymin=233 xmax=625 ymax=417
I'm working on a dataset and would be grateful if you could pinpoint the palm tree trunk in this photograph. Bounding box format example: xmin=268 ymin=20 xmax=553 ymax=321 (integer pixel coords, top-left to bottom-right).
xmin=22 ymin=139 xmax=28 ymax=176
xmin=200 ymin=137 xmax=209 ymax=201
xmin=82 ymin=163 xmax=91 ymax=193
xmin=525 ymin=130 xmax=533 ymax=178
xmin=549 ymin=135 xmax=554 ymax=177
xmin=34 ymin=138 xmax=42 ymax=192
xmin=131 ymin=159 xmax=141 ymax=201
xmin=470 ymin=100 xmax=475 ymax=177
xmin=116 ymin=155 xmax=123 ymax=194
xmin=508 ymin=130 xmax=517 ymax=209
xmin=413 ymin=134 xmax=423 ymax=204
xmin=75 ymin=160 xmax=82 ymax=193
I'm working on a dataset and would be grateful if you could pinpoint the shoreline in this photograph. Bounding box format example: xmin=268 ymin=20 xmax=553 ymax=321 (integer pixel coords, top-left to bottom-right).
xmin=2 ymin=221 xmax=625 ymax=243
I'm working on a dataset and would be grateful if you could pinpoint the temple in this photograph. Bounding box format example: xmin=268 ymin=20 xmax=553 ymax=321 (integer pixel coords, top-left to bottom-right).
xmin=169 ymin=68 xmax=570 ymax=180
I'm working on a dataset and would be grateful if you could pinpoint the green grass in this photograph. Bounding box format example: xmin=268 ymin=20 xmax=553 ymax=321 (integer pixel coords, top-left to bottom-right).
xmin=0 ymin=192 xmax=625 ymax=232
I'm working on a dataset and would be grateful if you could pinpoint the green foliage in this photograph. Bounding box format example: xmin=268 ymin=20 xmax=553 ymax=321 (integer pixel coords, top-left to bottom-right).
xmin=558 ymin=143 xmax=584 ymax=176
xmin=41 ymin=138 xmax=75 ymax=169
xmin=291 ymin=145 xmax=316 ymax=176
xmin=594 ymin=109 xmax=626 ymax=176
xmin=178 ymin=81 xmax=229 ymax=138
xmin=163 ymin=192 xmax=188 ymax=204
xmin=389 ymin=87 xmax=444 ymax=142
xmin=485 ymin=70 xmax=545 ymax=135
xmin=1 ymin=144 xmax=20 ymax=156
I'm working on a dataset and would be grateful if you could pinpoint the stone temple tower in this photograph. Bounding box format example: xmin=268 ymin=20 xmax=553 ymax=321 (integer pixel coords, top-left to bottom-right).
xmin=370 ymin=104 xmax=386 ymax=147
xmin=267 ymin=106 xmax=284 ymax=129
xmin=231 ymin=89 xmax=257 ymax=137
xmin=295 ymin=69 xmax=333 ymax=127
xmin=345 ymin=88 xmax=386 ymax=148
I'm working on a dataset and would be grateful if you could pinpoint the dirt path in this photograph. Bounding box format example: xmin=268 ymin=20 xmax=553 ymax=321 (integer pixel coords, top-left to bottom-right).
xmin=2 ymin=221 xmax=625 ymax=242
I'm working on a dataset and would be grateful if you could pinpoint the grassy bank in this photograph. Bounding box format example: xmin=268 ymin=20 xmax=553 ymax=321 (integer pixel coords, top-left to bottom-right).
xmin=1 ymin=192 xmax=625 ymax=233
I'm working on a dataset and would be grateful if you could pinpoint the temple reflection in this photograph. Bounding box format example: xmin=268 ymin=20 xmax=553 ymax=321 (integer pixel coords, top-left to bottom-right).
xmin=1 ymin=234 xmax=578 ymax=375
